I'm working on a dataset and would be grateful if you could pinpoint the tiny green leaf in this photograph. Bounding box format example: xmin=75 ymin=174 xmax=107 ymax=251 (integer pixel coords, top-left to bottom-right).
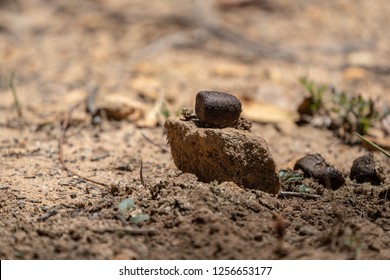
xmin=118 ymin=198 xmax=135 ymax=215
xmin=131 ymin=214 xmax=150 ymax=224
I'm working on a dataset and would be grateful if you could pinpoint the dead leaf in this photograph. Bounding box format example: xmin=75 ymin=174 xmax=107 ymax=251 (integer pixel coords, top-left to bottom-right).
xmin=97 ymin=93 xmax=148 ymax=121
xmin=136 ymin=90 xmax=165 ymax=128
xmin=130 ymin=76 xmax=161 ymax=101
xmin=211 ymin=62 xmax=250 ymax=77
xmin=342 ymin=67 xmax=368 ymax=81
xmin=241 ymin=99 xmax=299 ymax=124
xmin=347 ymin=51 xmax=377 ymax=67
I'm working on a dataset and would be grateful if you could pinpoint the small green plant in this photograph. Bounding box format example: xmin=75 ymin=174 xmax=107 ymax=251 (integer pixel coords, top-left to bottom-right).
xmin=298 ymin=77 xmax=389 ymax=140
xmin=160 ymin=104 xmax=182 ymax=119
xmin=330 ymin=87 xmax=377 ymax=136
xmin=131 ymin=214 xmax=150 ymax=224
xmin=118 ymin=198 xmax=135 ymax=215
xmin=299 ymin=76 xmax=326 ymax=114
xmin=279 ymin=170 xmax=316 ymax=194
xmin=343 ymin=230 xmax=365 ymax=260
xmin=160 ymin=103 xmax=170 ymax=118
xmin=118 ymin=197 xmax=150 ymax=224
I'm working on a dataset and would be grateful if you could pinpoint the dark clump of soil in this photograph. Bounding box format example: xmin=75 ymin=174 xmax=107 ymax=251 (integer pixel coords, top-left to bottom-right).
xmin=350 ymin=153 xmax=386 ymax=185
xmin=294 ymin=154 xmax=345 ymax=190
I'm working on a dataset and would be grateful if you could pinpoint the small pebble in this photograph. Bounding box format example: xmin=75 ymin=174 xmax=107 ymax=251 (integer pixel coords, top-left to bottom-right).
xmin=299 ymin=226 xmax=314 ymax=236
xmin=195 ymin=91 xmax=242 ymax=128
xmin=350 ymin=153 xmax=385 ymax=185
xmin=294 ymin=154 xmax=345 ymax=190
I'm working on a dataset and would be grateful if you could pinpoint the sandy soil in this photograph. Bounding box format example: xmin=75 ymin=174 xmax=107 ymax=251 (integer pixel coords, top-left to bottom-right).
xmin=0 ymin=0 xmax=389 ymax=259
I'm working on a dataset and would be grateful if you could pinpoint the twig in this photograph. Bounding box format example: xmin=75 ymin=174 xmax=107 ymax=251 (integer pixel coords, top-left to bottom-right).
xmin=382 ymin=188 xmax=389 ymax=200
xmin=140 ymin=158 xmax=145 ymax=186
xmin=141 ymin=132 xmax=169 ymax=153
xmin=60 ymin=203 xmax=79 ymax=209
xmin=91 ymin=227 xmax=156 ymax=235
xmin=0 ymin=185 xmax=10 ymax=190
xmin=58 ymin=99 xmax=110 ymax=188
xmin=85 ymin=85 xmax=101 ymax=125
xmin=27 ymin=199 xmax=41 ymax=203
xmin=278 ymin=191 xmax=320 ymax=199
xmin=37 ymin=208 xmax=58 ymax=222
xmin=85 ymin=85 xmax=99 ymax=115
xmin=9 ymin=71 xmax=22 ymax=118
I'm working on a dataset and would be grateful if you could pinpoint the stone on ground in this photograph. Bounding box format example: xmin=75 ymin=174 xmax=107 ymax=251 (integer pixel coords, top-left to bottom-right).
xmin=165 ymin=117 xmax=280 ymax=195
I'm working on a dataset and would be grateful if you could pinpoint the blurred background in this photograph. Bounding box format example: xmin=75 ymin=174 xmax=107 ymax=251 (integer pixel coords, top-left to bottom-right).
xmin=1 ymin=0 xmax=389 ymax=123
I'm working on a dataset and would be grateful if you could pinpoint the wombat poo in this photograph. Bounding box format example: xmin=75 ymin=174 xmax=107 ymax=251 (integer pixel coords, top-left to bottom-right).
xmin=165 ymin=91 xmax=280 ymax=195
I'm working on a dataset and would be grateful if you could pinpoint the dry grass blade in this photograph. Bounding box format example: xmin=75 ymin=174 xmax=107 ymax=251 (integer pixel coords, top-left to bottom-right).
xmin=91 ymin=227 xmax=156 ymax=235
xmin=58 ymin=99 xmax=110 ymax=188
xmin=355 ymin=132 xmax=390 ymax=158
xmin=140 ymin=158 xmax=145 ymax=186
xmin=278 ymin=191 xmax=320 ymax=199
xmin=85 ymin=85 xmax=101 ymax=125
xmin=9 ymin=71 xmax=22 ymax=118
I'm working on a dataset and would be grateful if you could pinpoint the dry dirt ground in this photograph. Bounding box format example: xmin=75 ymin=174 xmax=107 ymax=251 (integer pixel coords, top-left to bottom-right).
xmin=1 ymin=0 xmax=390 ymax=259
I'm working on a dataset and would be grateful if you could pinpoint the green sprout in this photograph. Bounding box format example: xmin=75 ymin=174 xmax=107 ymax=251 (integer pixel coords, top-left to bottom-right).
xmin=118 ymin=198 xmax=135 ymax=215
xmin=160 ymin=104 xmax=182 ymax=119
xmin=279 ymin=170 xmax=315 ymax=194
xmin=160 ymin=103 xmax=170 ymax=118
xmin=299 ymin=76 xmax=326 ymax=114
xmin=331 ymin=88 xmax=377 ymax=135
xmin=118 ymin=197 xmax=150 ymax=224
xmin=298 ymin=77 xmax=388 ymax=139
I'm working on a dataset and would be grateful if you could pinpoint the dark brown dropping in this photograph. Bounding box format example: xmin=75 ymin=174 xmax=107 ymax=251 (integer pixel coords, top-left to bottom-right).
xmin=350 ymin=153 xmax=385 ymax=185
xmin=195 ymin=91 xmax=242 ymax=128
xmin=294 ymin=154 xmax=345 ymax=190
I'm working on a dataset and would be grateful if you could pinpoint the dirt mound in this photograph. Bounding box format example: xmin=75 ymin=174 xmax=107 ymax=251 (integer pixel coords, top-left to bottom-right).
xmin=165 ymin=116 xmax=280 ymax=194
